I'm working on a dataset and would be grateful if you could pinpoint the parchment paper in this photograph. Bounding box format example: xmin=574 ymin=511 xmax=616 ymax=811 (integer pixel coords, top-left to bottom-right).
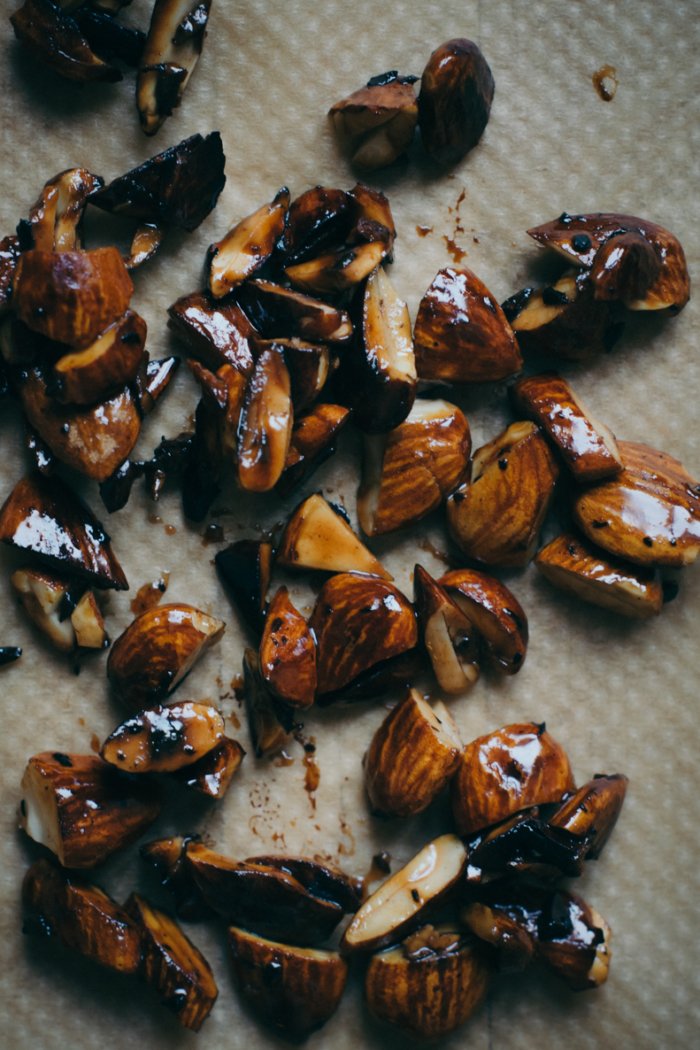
xmin=0 ymin=1 xmax=698 ymax=1047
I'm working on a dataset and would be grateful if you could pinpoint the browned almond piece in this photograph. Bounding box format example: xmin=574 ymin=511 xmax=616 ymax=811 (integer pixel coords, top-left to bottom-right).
xmin=239 ymin=278 xmax=352 ymax=343
xmin=10 ymin=566 xmax=76 ymax=652
xmin=124 ymin=892 xmax=218 ymax=1031
xmin=107 ymin=603 xmax=225 ymax=711
xmin=52 ymin=311 xmax=147 ymax=405
xmin=439 ymin=569 xmax=529 ymax=674
xmin=414 ymin=565 xmax=479 ymax=694
xmin=464 ymin=809 xmax=590 ymax=881
xmin=285 ymin=241 xmax=387 ymax=295
xmin=22 ymin=857 xmax=141 ymax=973
xmin=365 ymin=925 xmax=493 ymax=1039
xmin=229 ymin=927 xmax=348 ymax=1039
xmin=535 ymin=532 xmax=664 ymax=618
xmin=548 ymin=774 xmax=628 ymax=859
xmin=124 ymin=223 xmax=165 ymax=270
xmin=351 ymin=104 xmax=418 ymax=170
xmin=573 ymin=441 xmax=700 ymax=567
xmin=589 ymin=230 xmax=662 ymax=302
xmin=0 ymin=234 xmax=20 ymax=316
xmin=190 ymin=361 xmax=247 ymax=464
xmin=186 ymin=842 xmax=344 ymax=945
xmin=347 ymin=184 xmax=397 ymax=251
xmin=511 ymin=372 xmax=622 ymax=482
xmin=447 ymin=421 xmax=559 ymax=567
xmin=243 ymin=647 xmax=297 ymax=757
xmin=13 ymin=248 xmax=133 ymax=350
xmin=418 ymin=39 xmax=495 ymax=167
xmin=330 ymin=78 xmax=418 ymax=170
xmin=276 ymin=403 xmax=351 ymax=498
xmin=537 ymin=890 xmax=612 ymax=990
xmin=460 ymin=902 xmax=535 ymax=972
xmin=208 ymin=188 xmax=290 ymax=298
xmin=171 ymin=737 xmax=245 ymax=798
xmin=258 ymin=337 xmax=329 ymax=413
xmin=139 ymin=355 xmax=181 ymax=414
xmin=527 ymin=212 xmax=689 ymax=311
xmin=277 ymin=493 xmax=391 ymax=579
xmin=215 ymin=540 xmax=273 ymax=637
xmin=246 ymin=856 xmax=361 ymax=914
xmin=21 ymin=368 xmax=141 ymax=482
xmin=11 ymin=0 xmax=122 ymax=83
xmin=19 ymin=752 xmax=161 ymax=868
xmin=414 ymin=267 xmax=521 ymax=383
xmin=140 ymin=835 xmax=212 ymax=922
xmin=237 ymin=347 xmax=293 ymax=492
xmin=358 ymin=398 xmax=471 ymax=537
xmin=365 ymin=688 xmax=463 ymax=817
xmin=283 ymin=186 xmax=351 ymax=265
xmin=310 ymin=573 xmax=417 ymax=696
xmin=342 ymin=834 xmax=468 ymax=954
xmin=260 ymin=586 xmax=316 ymax=709
xmin=0 ymin=471 xmax=128 ymax=590
xmin=26 ymin=168 xmax=104 ymax=252
xmin=168 ymin=290 xmax=257 ymax=375
xmin=101 ymin=701 xmax=225 ymax=774
xmin=451 ymin=722 xmax=575 ymax=837
xmin=70 ymin=589 xmax=108 ymax=648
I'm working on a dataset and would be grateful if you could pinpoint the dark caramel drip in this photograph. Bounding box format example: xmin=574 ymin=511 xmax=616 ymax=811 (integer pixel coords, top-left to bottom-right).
xmin=130 ymin=574 xmax=170 ymax=616
xmin=592 ymin=65 xmax=618 ymax=102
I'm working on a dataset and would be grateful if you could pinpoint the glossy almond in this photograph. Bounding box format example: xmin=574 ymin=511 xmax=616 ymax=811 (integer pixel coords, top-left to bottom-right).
xmin=331 ymin=76 xmax=418 ymax=170
xmin=237 ymin=347 xmax=293 ymax=492
xmin=589 ymin=230 xmax=662 ymax=301
xmin=27 ymin=168 xmax=104 ymax=253
xmin=101 ymin=702 xmax=225 ymax=774
xmin=309 ymin=573 xmax=418 ymax=696
xmin=451 ymin=722 xmax=575 ymax=837
xmin=70 ymin=589 xmax=108 ymax=648
xmin=511 ymin=371 xmax=622 ymax=482
xmin=246 ymin=856 xmax=361 ymax=913
xmin=285 ymin=241 xmax=387 ymax=295
xmin=537 ymin=891 xmax=611 ymax=991
xmin=414 ymin=267 xmax=521 ymax=383
xmin=139 ymin=355 xmax=180 ymax=414
xmin=264 ymin=337 xmax=329 ymax=412
xmin=259 ymin=586 xmax=316 ymax=708
xmin=548 ymin=774 xmax=628 ymax=859
xmin=10 ymin=566 xmax=76 ymax=652
xmin=460 ymin=902 xmax=535 ymax=972
xmin=282 ymin=185 xmax=351 ymax=265
xmin=572 ymin=441 xmax=700 ymax=567
xmin=11 ymin=0 xmax=122 ymax=83
xmin=215 ymin=540 xmax=273 ymax=637
xmin=140 ymin=835 xmax=212 ymax=922
xmin=465 ymin=810 xmax=588 ymax=880
xmin=124 ymin=223 xmax=164 ymax=269
xmin=172 ymin=737 xmax=245 ymax=798
xmin=348 ymin=184 xmax=396 ymax=251
xmin=414 ymin=566 xmax=479 ymax=694
xmin=168 ymin=289 xmax=257 ymax=375
xmin=418 ymin=38 xmax=495 ymax=167
xmin=208 ymin=188 xmax=290 ymax=297
xmin=365 ymin=688 xmax=463 ymax=817
xmin=243 ymin=647 xmax=297 ymax=757
xmin=277 ymin=493 xmax=391 ymax=579
xmin=276 ymin=403 xmax=351 ymax=498
xmin=52 ymin=311 xmax=147 ymax=405
xmin=535 ymin=532 xmax=664 ymax=618
xmin=439 ymin=569 xmax=528 ymax=675
xmin=239 ymin=278 xmax=352 ymax=343
xmin=137 ymin=0 xmax=212 ymax=135
xmin=447 ymin=421 xmax=559 ymax=567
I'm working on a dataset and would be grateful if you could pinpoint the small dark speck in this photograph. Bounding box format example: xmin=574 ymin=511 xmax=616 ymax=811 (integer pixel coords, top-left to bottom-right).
xmin=52 ymin=752 xmax=73 ymax=767
xmin=20 ymin=799 xmax=26 ymax=816
xmin=304 ymin=742 xmax=316 ymax=753
xmin=498 ymin=458 xmax=508 ymax=471
xmin=571 ymin=233 xmax=591 ymax=252
xmin=670 ymin=538 xmax=677 ymax=547
xmin=411 ymin=889 xmax=420 ymax=903
xmin=453 ymin=492 xmax=465 ymax=504
xmin=662 ymin=579 xmax=679 ymax=603
xmin=592 ymin=520 xmax=608 ymax=529
xmin=643 ymin=536 xmax=653 ymax=547
xmin=512 ymin=652 xmax=522 ymax=665
xmin=568 ymin=544 xmax=577 ymax=556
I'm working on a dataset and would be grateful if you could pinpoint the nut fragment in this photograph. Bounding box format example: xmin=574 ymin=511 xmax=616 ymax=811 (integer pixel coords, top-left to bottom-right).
xmin=277 ymin=493 xmax=391 ymax=579
xmin=414 ymin=565 xmax=479 ymax=694
xmin=215 ymin=539 xmax=273 ymax=637
xmin=439 ymin=569 xmax=528 ymax=675
xmin=282 ymin=186 xmax=351 ymax=265
xmin=246 ymin=856 xmax=361 ymax=913
xmin=548 ymin=773 xmax=628 ymax=858
xmin=11 ymin=0 xmax=122 ymax=83
xmin=239 ymin=278 xmax=352 ymax=344
xmin=140 ymin=835 xmax=212 ymax=921
xmin=465 ymin=809 xmax=588 ymax=880
xmin=101 ymin=701 xmax=225 ymax=774
xmin=589 ymin=230 xmax=662 ymax=302
xmin=276 ymin=403 xmax=351 ymax=498
xmin=259 ymin=586 xmax=316 ymax=709
xmin=10 ymin=566 xmax=76 ymax=652
xmin=70 ymin=589 xmax=108 ymax=648
xmin=537 ymin=890 xmax=611 ymax=990
xmin=285 ymin=241 xmax=387 ymax=296
xmin=418 ymin=39 xmax=495 ymax=167
xmin=460 ymin=900 xmax=535 ymax=972
xmin=208 ymin=188 xmax=290 ymax=298
xmin=51 ymin=311 xmax=147 ymax=406
xmin=237 ymin=347 xmax=293 ymax=492
xmin=243 ymin=647 xmax=297 ymax=758
xmin=168 ymin=289 xmax=257 ymax=375
xmin=137 ymin=0 xmax=212 ymax=135
xmin=171 ymin=737 xmax=245 ymax=798
xmin=330 ymin=73 xmax=419 ymax=170
xmin=26 ymin=168 xmax=105 ymax=252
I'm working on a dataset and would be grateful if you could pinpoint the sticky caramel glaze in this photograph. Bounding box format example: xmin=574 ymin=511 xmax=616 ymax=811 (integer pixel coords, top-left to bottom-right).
xmin=573 ymin=441 xmax=700 ymax=567
xmin=131 ymin=574 xmax=170 ymax=616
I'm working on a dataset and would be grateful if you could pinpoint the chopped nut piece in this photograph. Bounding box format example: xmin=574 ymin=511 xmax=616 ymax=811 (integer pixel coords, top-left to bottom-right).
xmin=285 ymin=240 xmax=387 ymax=295
xmin=465 ymin=810 xmax=589 ymax=880
xmin=589 ymin=230 xmax=662 ymax=301
xmin=315 ymin=647 xmax=425 ymax=708
xmin=208 ymin=188 xmax=290 ymax=298
xmin=101 ymin=701 xmax=225 ymax=773
xmin=330 ymin=75 xmax=418 ymax=170
xmin=282 ymin=186 xmax=351 ymax=265
xmin=239 ymin=278 xmax=352 ymax=343
xmin=27 ymin=168 xmax=104 ymax=252
xmin=172 ymin=738 xmax=245 ymax=798
xmin=70 ymin=589 xmax=108 ymax=648
xmin=73 ymin=7 xmax=146 ymax=68
xmin=215 ymin=540 xmax=273 ymax=637
xmin=52 ymin=310 xmax=147 ymax=405
xmin=277 ymin=493 xmax=391 ymax=579
xmin=414 ymin=566 xmax=479 ymax=694
xmin=347 ymin=183 xmax=396 ymax=252
xmin=246 ymin=856 xmax=361 ymax=913
xmin=537 ymin=891 xmax=611 ymax=990
xmin=243 ymin=647 xmax=297 ymax=757
xmin=259 ymin=586 xmax=316 ymax=709
xmin=11 ymin=566 xmax=76 ymax=652
xmin=460 ymin=901 xmax=535 ymax=972
xmin=276 ymin=403 xmax=351 ymax=498
xmin=237 ymin=347 xmax=293 ymax=492
xmin=137 ymin=0 xmax=212 ymax=135
xmin=262 ymin=337 xmax=329 ymax=412
xmin=418 ymin=39 xmax=495 ymax=167
xmin=439 ymin=568 xmax=529 ymax=674
xmin=548 ymin=774 xmax=628 ymax=859
xmin=168 ymin=289 xmax=257 ymax=375
xmin=11 ymin=0 xmax=122 ymax=82
xmin=139 ymin=354 xmax=180 ymax=414
xmin=123 ymin=223 xmax=165 ymax=269
xmin=140 ymin=835 xmax=212 ymax=921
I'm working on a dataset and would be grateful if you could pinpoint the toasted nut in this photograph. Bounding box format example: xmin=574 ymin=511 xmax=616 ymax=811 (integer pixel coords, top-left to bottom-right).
xmin=186 ymin=842 xmax=345 ymax=945
xmin=348 ymin=183 xmax=396 ymax=247
xmin=548 ymin=774 xmax=628 ymax=859
xmin=276 ymin=403 xmax=351 ymax=498
xmin=243 ymin=647 xmax=297 ymax=757
xmin=22 ymin=857 xmax=141 ymax=973
xmin=239 ymin=278 xmax=352 ymax=343
xmin=19 ymin=752 xmax=161 ymax=868
xmin=246 ymin=856 xmax=361 ymax=914
xmin=237 ymin=347 xmax=293 ymax=492
xmin=70 ymin=589 xmax=108 ymax=648
xmin=364 ymin=688 xmax=463 ymax=817
xmin=460 ymin=902 xmax=535 ymax=972
xmin=537 ymin=891 xmax=611 ymax=990
xmin=263 ymin=337 xmax=329 ymax=412
xmin=465 ymin=810 xmax=589 ymax=880
xmin=285 ymin=240 xmax=387 ymax=295
xmin=13 ymin=247 xmax=133 ymax=350
xmin=26 ymin=168 xmax=104 ymax=253
xmin=573 ymin=441 xmax=700 ymax=567
xmin=511 ymin=371 xmax=622 ymax=482
xmin=260 ymin=586 xmax=316 ymax=709
xmin=330 ymin=74 xmax=418 ymax=170
xmin=414 ymin=267 xmax=522 ymax=383
xmin=229 ymin=927 xmax=348 ymax=1039
xmin=10 ymin=566 xmax=76 ymax=652
xmin=137 ymin=0 xmax=212 ymax=135
xmin=139 ymin=354 xmax=181 ymax=414
xmin=438 ymin=569 xmax=527 ymax=675
xmin=208 ymin=188 xmax=290 ymax=298
xmin=0 ymin=234 xmax=20 ymax=316
xmin=414 ymin=565 xmax=480 ymax=694
xmin=101 ymin=701 xmax=225 ymax=773
xmin=51 ymin=311 xmax=147 ymax=406
xmin=140 ymin=835 xmax=212 ymax=922
xmin=451 ymin=722 xmax=575 ymax=837
xmin=11 ymin=0 xmax=122 ymax=82
xmin=181 ymin=396 xmax=223 ymax=521
xmin=123 ymin=222 xmax=166 ymax=269
xmin=0 ymin=471 xmax=128 ymax=590
xmin=98 ymin=456 xmax=144 ymax=514
xmin=589 ymin=230 xmax=662 ymax=301
xmin=315 ymin=647 xmax=426 ymax=708
xmin=535 ymin=532 xmax=664 ymax=618
xmin=124 ymin=892 xmax=218 ymax=1031
xmin=527 ymin=212 xmax=690 ymax=311
xmin=358 ymin=398 xmax=471 ymax=537
xmin=172 ymin=737 xmax=245 ymax=798
xmin=418 ymin=39 xmax=495 ymax=167
xmin=342 ymin=834 xmax=468 ymax=954
xmin=107 ymin=603 xmax=224 ymax=711
xmin=447 ymin=421 xmax=559 ymax=567
xmin=215 ymin=540 xmax=273 ymax=637
xmin=188 ymin=359 xmax=247 ymax=465
xmin=73 ymin=8 xmax=146 ymax=69
xmin=365 ymin=925 xmax=492 ymax=1039
xmin=277 ymin=493 xmax=391 ymax=579
xmin=282 ymin=186 xmax=351 ymax=265
xmin=309 ymin=573 xmax=418 ymax=696
xmin=168 ymin=289 xmax=257 ymax=375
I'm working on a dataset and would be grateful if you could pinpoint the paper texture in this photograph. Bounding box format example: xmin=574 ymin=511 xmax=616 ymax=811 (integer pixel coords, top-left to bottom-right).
xmin=0 ymin=1 xmax=698 ymax=1047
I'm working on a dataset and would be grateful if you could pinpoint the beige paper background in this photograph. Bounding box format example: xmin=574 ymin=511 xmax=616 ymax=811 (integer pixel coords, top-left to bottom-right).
xmin=0 ymin=0 xmax=699 ymax=1047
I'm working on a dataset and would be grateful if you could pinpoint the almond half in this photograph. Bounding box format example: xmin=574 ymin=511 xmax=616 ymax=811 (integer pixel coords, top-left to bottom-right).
xmin=414 ymin=565 xmax=480 ymax=694
xmin=276 ymin=493 xmax=391 ymax=579
xmin=101 ymin=702 xmax=225 ymax=774
xmin=259 ymin=585 xmax=316 ymax=708
xmin=438 ymin=568 xmax=529 ymax=674
xmin=208 ymin=188 xmax=290 ymax=298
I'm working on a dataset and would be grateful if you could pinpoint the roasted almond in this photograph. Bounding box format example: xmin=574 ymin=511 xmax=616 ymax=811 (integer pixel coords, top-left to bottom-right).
xmin=277 ymin=493 xmax=391 ymax=579
xmin=465 ymin=809 xmax=588 ymax=880
xmin=460 ymin=901 xmax=535 ymax=972
xmin=548 ymin=773 xmax=628 ymax=859
xmin=330 ymin=75 xmax=418 ymax=170
xmin=537 ymin=890 xmax=611 ymax=991
xmin=275 ymin=403 xmax=351 ymax=498
xmin=10 ymin=566 xmax=76 ymax=652
xmin=237 ymin=347 xmax=293 ymax=492
xmin=246 ymin=856 xmax=361 ymax=914
xmin=168 ymin=289 xmax=257 ymax=375
xmin=439 ymin=568 xmax=529 ymax=674
xmin=243 ymin=647 xmax=297 ymax=757
xmin=347 ymin=183 xmax=397 ymax=252
xmin=266 ymin=337 xmax=329 ymax=412
xmin=51 ymin=311 xmax=147 ymax=405
xmin=11 ymin=0 xmax=122 ymax=83
xmin=414 ymin=565 xmax=480 ymax=694
xmin=282 ymin=185 xmax=351 ymax=265
xmin=171 ymin=737 xmax=245 ymax=798
xmin=139 ymin=355 xmax=180 ymax=414
xmin=239 ymin=278 xmax=352 ymax=343
xmin=140 ymin=835 xmax=212 ymax=922
xmin=215 ymin=539 xmax=273 ymax=637
xmin=589 ymin=230 xmax=662 ymax=302
xmin=285 ymin=241 xmax=387 ymax=296
xmin=101 ymin=702 xmax=225 ymax=774
xmin=259 ymin=586 xmax=316 ymax=709
xmin=418 ymin=38 xmax=495 ymax=167
xmin=208 ymin=188 xmax=290 ymax=298
xmin=26 ymin=168 xmax=104 ymax=253
xmin=70 ymin=589 xmax=108 ymax=648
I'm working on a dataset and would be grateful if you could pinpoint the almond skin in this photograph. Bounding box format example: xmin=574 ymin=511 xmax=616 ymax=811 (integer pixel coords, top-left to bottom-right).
xmin=171 ymin=737 xmax=246 ymax=798
xmin=451 ymin=722 xmax=575 ymax=837
xmin=589 ymin=230 xmax=662 ymax=301
xmin=101 ymin=702 xmax=225 ymax=774
xmin=418 ymin=38 xmax=494 ymax=166
xmin=439 ymin=568 xmax=528 ymax=674
xmin=259 ymin=586 xmax=316 ymax=708
xmin=277 ymin=493 xmax=391 ymax=579
xmin=548 ymin=774 xmax=628 ymax=859
xmin=168 ymin=289 xmax=257 ymax=375
xmin=309 ymin=573 xmax=418 ymax=696
xmin=208 ymin=188 xmax=290 ymax=297
xmin=52 ymin=310 xmax=147 ymax=405
xmin=246 ymin=856 xmax=361 ymax=914
xmin=414 ymin=266 xmax=521 ymax=383
xmin=243 ymin=647 xmax=297 ymax=757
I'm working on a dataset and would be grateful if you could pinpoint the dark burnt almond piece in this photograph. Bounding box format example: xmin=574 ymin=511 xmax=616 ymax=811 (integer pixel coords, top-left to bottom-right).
xmin=140 ymin=835 xmax=212 ymax=922
xmin=537 ymin=891 xmax=611 ymax=990
xmin=239 ymin=278 xmax=352 ymax=343
xmin=347 ymin=184 xmax=396 ymax=252
xmin=73 ymin=7 xmax=146 ymax=68
xmin=246 ymin=856 xmax=361 ymax=914
xmin=282 ymin=186 xmax=351 ymax=265
xmin=460 ymin=901 xmax=535 ymax=972
xmin=168 ymin=290 xmax=257 ymax=376
xmin=439 ymin=569 xmax=529 ymax=674
xmin=215 ymin=539 xmax=273 ymax=638
xmin=589 ymin=230 xmax=662 ymax=302
xmin=414 ymin=566 xmax=479 ymax=694
xmin=506 ymin=273 xmax=619 ymax=362
xmin=285 ymin=241 xmax=387 ymax=296
xmin=243 ymin=648 xmax=297 ymax=758
xmin=262 ymin=337 xmax=329 ymax=413
xmin=548 ymin=774 xmax=628 ymax=859
xmin=418 ymin=39 xmax=495 ymax=167
xmin=277 ymin=493 xmax=390 ymax=579
xmin=208 ymin=188 xmax=290 ymax=298
xmin=101 ymin=702 xmax=225 ymax=774
xmin=171 ymin=737 xmax=245 ymax=798
xmin=181 ymin=397 xmax=223 ymax=521
xmin=275 ymin=403 xmax=351 ymax=498
xmin=237 ymin=347 xmax=293 ymax=492
xmin=465 ymin=811 xmax=589 ymax=880
xmin=137 ymin=0 xmax=212 ymax=135
xmin=259 ymin=586 xmax=316 ymax=709
xmin=11 ymin=0 xmax=122 ymax=82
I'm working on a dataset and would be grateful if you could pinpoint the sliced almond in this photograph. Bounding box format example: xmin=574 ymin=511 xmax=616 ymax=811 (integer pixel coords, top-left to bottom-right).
xmin=282 ymin=186 xmax=351 ymax=265
xmin=137 ymin=0 xmax=212 ymax=135
xmin=10 ymin=566 xmax=76 ymax=652
xmin=239 ymin=278 xmax=352 ymax=343
xmin=208 ymin=188 xmax=290 ymax=298
xmin=262 ymin=337 xmax=329 ymax=412
xmin=215 ymin=539 xmax=274 ymax=637
xmin=70 ymin=589 xmax=108 ymax=648
xmin=439 ymin=568 xmax=528 ymax=674
xmin=101 ymin=701 xmax=225 ymax=773
xmin=27 ymin=168 xmax=104 ymax=252
xmin=548 ymin=773 xmax=628 ymax=859
xmin=276 ymin=403 xmax=351 ymax=498
xmin=243 ymin=647 xmax=297 ymax=757
xmin=246 ymin=856 xmax=361 ymax=913
xmin=259 ymin=586 xmax=316 ymax=709
xmin=277 ymin=493 xmax=391 ymax=579
xmin=52 ymin=311 xmax=147 ymax=406
xmin=414 ymin=565 xmax=479 ymax=694
xmin=237 ymin=347 xmax=293 ymax=492
xmin=168 ymin=289 xmax=257 ymax=375
xmin=285 ymin=241 xmax=387 ymax=296
xmin=172 ymin=737 xmax=245 ymax=798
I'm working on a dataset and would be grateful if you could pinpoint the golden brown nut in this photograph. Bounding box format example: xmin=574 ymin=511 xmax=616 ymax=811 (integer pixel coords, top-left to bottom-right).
xmin=589 ymin=230 xmax=662 ymax=302
xmin=364 ymin=688 xmax=463 ymax=817
xmin=239 ymin=278 xmax=352 ymax=343
xmin=215 ymin=540 xmax=273 ymax=637
xmin=237 ymin=347 xmax=293 ymax=492
xmin=259 ymin=586 xmax=316 ymax=709
xmin=276 ymin=403 xmax=351 ymax=498
xmin=365 ymin=925 xmax=492 ymax=1039
xmin=137 ymin=0 xmax=212 ymax=135
xmin=535 ymin=532 xmax=664 ymax=618
xmin=107 ymin=603 xmax=225 ymax=711
xmin=537 ymin=891 xmax=611 ymax=991
xmin=263 ymin=337 xmax=329 ymax=412
xmin=548 ymin=774 xmax=628 ymax=859
xmin=418 ymin=39 xmax=495 ymax=167
xmin=10 ymin=566 xmax=76 ymax=652
xmin=208 ymin=188 xmax=290 ymax=298
xmin=414 ymin=566 xmax=479 ymax=694
xmin=246 ymin=856 xmax=361 ymax=913
xmin=282 ymin=185 xmax=351 ymax=265
xmin=243 ymin=647 xmax=297 ymax=757
xmin=140 ymin=835 xmax=212 ymax=922
xmin=330 ymin=73 xmax=419 ymax=170
xmin=450 ymin=722 xmax=575 ymax=837
xmin=168 ymin=289 xmax=257 ymax=375
xmin=511 ymin=371 xmax=622 ymax=482
xmin=358 ymin=398 xmax=471 ymax=537
xmin=285 ymin=241 xmax=387 ymax=295
xmin=460 ymin=901 xmax=535 ymax=972
xmin=171 ymin=737 xmax=245 ymax=798
xmin=277 ymin=493 xmax=391 ymax=579
xmin=439 ymin=568 xmax=528 ymax=675
xmin=19 ymin=752 xmax=161 ymax=868
xmin=70 ymin=589 xmax=108 ymax=648
xmin=124 ymin=892 xmax=218 ymax=1031
xmin=11 ymin=0 xmax=122 ymax=83
xmin=447 ymin=421 xmax=559 ymax=567
xmin=229 ymin=927 xmax=348 ymax=1039
xmin=342 ymin=834 xmax=468 ymax=954
xmin=101 ymin=701 xmax=225 ymax=774
xmin=414 ymin=267 xmax=521 ymax=383
xmin=308 ymin=573 xmax=418 ymax=696
xmin=51 ymin=311 xmax=147 ymax=405
xmin=347 ymin=183 xmax=396 ymax=251
xmin=124 ymin=223 xmax=165 ymax=269
xmin=26 ymin=168 xmax=105 ymax=253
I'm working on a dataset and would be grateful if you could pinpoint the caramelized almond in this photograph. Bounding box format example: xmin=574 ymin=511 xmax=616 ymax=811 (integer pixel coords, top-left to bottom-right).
xmin=52 ymin=311 xmax=147 ymax=405
xmin=172 ymin=737 xmax=245 ymax=798
xmin=259 ymin=586 xmax=316 ymax=709
xmin=239 ymin=278 xmax=352 ymax=343
xmin=101 ymin=701 xmax=225 ymax=773
xmin=243 ymin=647 xmax=297 ymax=757
xmin=237 ymin=347 xmax=293 ymax=492
xmin=414 ymin=566 xmax=479 ymax=694
xmin=439 ymin=568 xmax=529 ymax=674
xmin=208 ymin=188 xmax=290 ymax=298
xmin=285 ymin=241 xmax=387 ymax=295
xmin=282 ymin=185 xmax=351 ymax=265
xmin=276 ymin=403 xmax=351 ymax=498
xmin=277 ymin=493 xmax=391 ymax=579
xmin=548 ymin=774 xmax=628 ymax=859
xmin=215 ymin=539 xmax=273 ymax=637
xmin=168 ymin=289 xmax=257 ymax=376
xmin=418 ymin=39 xmax=495 ymax=166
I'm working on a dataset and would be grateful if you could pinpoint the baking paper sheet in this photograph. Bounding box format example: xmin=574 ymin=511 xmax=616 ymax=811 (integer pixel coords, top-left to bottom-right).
xmin=0 ymin=1 xmax=699 ymax=1047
